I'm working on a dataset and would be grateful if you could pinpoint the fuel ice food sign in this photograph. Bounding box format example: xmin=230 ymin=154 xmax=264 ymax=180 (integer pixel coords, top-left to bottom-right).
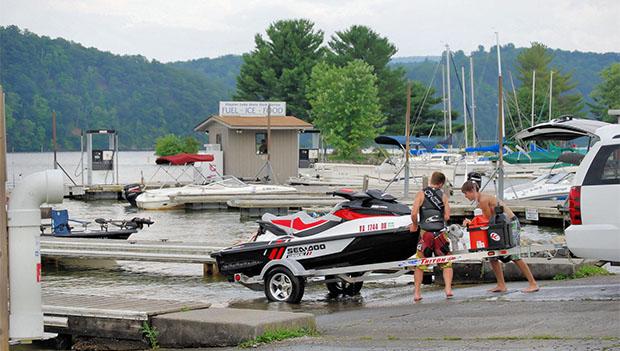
xmin=219 ymin=101 xmax=286 ymax=117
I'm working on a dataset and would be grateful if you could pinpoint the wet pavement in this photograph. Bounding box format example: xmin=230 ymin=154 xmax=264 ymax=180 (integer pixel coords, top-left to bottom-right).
xmin=183 ymin=274 xmax=620 ymax=351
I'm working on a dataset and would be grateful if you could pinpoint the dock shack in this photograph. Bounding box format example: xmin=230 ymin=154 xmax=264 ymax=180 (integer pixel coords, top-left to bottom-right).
xmin=194 ymin=101 xmax=313 ymax=182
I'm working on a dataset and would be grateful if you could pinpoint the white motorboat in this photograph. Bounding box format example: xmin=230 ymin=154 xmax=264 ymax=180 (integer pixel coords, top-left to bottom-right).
xmin=135 ymin=176 xmax=297 ymax=210
xmin=504 ymin=172 xmax=574 ymax=201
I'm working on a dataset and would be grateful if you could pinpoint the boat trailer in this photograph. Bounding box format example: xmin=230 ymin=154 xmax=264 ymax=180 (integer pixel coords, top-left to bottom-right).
xmin=233 ymin=247 xmax=528 ymax=303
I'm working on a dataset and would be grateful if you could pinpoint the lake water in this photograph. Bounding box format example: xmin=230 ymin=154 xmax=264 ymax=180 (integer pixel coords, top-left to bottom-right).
xmin=10 ymin=152 xmax=565 ymax=308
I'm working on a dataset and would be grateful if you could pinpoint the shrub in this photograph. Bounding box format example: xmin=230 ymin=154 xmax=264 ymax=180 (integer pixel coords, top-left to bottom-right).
xmin=155 ymin=134 xmax=200 ymax=156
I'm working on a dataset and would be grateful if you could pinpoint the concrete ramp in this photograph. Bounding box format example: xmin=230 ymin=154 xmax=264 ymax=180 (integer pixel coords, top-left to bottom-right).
xmin=153 ymin=307 xmax=316 ymax=347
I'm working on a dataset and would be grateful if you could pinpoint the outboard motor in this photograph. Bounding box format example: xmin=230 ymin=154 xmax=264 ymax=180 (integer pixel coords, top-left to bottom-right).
xmin=123 ymin=183 xmax=144 ymax=207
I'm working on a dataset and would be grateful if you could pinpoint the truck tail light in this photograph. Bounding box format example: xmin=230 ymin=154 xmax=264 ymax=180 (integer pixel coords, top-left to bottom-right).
xmin=569 ymin=186 xmax=582 ymax=225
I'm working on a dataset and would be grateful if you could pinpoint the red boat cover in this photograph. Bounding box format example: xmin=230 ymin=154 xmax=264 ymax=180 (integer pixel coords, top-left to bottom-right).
xmin=155 ymin=153 xmax=214 ymax=165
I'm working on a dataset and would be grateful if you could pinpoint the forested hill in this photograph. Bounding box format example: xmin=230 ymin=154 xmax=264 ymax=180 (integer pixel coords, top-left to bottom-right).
xmin=393 ymin=45 xmax=620 ymax=140
xmin=172 ymin=48 xmax=618 ymax=142
xmin=0 ymin=26 xmax=230 ymax=151
xmin=1 ymin=25 xmax=618 ymax=151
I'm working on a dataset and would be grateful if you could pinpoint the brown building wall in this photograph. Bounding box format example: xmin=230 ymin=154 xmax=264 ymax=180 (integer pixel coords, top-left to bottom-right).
xmin=208 ymin=126 xmax=299 ymax=181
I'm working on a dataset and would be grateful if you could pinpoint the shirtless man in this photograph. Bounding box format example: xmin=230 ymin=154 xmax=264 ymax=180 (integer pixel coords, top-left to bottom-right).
xmin=461 ymin=181 xmax=539 ymax=293
xmin=410 ymin=171 xmax=453 ymax=301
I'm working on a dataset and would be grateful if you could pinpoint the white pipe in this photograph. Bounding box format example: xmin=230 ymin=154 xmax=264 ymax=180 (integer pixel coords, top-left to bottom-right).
xmin=8 ymin=170 xmax=64 ymax=340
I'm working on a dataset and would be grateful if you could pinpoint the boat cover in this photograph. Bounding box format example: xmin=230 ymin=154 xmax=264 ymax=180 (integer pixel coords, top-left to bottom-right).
xmin=155 ymin=153 xmax=214 ymax=165
xmin=375 ymin=135 xmax=439 ymax=151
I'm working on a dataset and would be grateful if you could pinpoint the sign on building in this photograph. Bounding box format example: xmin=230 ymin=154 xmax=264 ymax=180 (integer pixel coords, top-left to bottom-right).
xmin=219 ymin=101 xmax=286 ymax=117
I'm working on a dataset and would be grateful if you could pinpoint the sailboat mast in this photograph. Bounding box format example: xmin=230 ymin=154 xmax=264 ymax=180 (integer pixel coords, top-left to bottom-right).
xmin=446 ymin=45 xmax=453 ymax=141
xmin=548 ymin=70 xmax=554 ymax=120
xmin=496 ymin=33 xmax=505 ymax=201
xmin=404 ymin=81 xmax=412 ymax=197
xmin=442 ymin=59 xmax=447 ymax=138
xmin=469 ymin=56 xmax=476 ymax=147
xmin=531 ymin=70 xmax=536 ymax=126
xmin=462 ymin=66 xmax=468 ymax=149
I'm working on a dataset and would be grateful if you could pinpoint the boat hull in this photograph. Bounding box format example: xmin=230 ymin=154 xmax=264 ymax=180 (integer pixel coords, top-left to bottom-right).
xmin=213 ymin=228 xmax=419 ymax=278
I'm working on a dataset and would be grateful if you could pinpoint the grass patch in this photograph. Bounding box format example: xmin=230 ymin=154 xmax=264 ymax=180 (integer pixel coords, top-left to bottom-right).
xmin=554 ymin=264 xmax=611 ymax=280
xmin=360 ymin=336 xmax=373 ymax=341
xmin=443 ymin=336 xmax=462 ymax=341
xmin=387 ymin=335 xmax=399 ymax=340
xmin=601 ymin=337 xmax=620 ymax=341
xmin=141 ymin=321 xmax=159 ymax=350
xmin=239 ymin=327 xmax=318 ymax=348
xmin=575 ymin=265 xmax=611 ymax=279
xmin=531 ymin=335 xmax=562 ymax=340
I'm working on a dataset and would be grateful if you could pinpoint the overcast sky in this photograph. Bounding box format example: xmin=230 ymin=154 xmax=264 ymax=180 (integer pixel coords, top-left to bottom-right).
xmin=2 ymin=0 xmax=618 ymax=63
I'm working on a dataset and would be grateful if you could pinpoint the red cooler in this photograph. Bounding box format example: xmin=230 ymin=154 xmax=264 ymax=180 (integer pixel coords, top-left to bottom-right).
xmin=468 ymin=208 xmax=489 ymax=251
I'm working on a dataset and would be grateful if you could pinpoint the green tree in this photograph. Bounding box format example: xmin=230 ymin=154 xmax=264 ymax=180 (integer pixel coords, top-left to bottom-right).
xmin=407 ymin=81 xmax=448 ymax=137
xmin=326 ymin=25 xmax=407 ymax=133
xmin=155 ymin=134 xmax=200 ymax=156
xmin=307 ymin=60 xmax=384 ymax=159
xmin=507 ymin=42 xmax=584 ymax=137
xmin=234 ymin=19 xmax=325 ymax=121
xmin=590 ymin=63 xmax=620 ymax=123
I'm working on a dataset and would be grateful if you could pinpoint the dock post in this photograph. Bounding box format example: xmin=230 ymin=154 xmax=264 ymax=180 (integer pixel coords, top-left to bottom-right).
xmin=362 ymin=175 xmax=369 ymax=192
xmin=203 ymin=263 xmax=219 ymax=277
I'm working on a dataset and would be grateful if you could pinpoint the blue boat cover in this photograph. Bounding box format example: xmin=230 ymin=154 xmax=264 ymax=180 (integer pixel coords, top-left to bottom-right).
xmin=375 ymin=135 xmax=439 ymax=151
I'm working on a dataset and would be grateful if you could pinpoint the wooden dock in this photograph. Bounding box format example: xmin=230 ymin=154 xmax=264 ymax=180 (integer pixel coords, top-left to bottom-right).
xmin=179 ymin=192 xmax=333 ymax=210
xmin=40 ymin=237 xmax=224 ymax=275
xmin=225 ymin=196 xmax=567 ymax=225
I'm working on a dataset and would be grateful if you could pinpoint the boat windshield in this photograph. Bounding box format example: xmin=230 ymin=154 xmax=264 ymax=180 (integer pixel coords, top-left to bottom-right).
xmin=206 ymin=176 xmax=248 ymax=188
xmin=547 ymin=173 xmax=571 ymax=184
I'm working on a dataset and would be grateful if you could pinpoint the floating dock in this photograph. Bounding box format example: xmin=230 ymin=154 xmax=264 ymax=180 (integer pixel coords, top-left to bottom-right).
xmin=40 ymin=237 xmax=223 ymax=276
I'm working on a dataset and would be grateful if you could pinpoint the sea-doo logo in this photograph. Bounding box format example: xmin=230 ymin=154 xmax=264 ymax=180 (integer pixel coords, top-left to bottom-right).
xmin=490 ymin=232 xmax=501 ymax=241
xmin=287 ymin=244 xmax=326 ymax=258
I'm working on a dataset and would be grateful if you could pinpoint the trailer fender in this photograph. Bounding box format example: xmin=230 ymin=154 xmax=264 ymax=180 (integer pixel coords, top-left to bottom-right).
xmin=259 ymin=259 xmax=308 ymax=279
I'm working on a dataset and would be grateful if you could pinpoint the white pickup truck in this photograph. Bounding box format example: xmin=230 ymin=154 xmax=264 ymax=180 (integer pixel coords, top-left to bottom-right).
xmin=516 ymin=116 xmax=620 ymax=263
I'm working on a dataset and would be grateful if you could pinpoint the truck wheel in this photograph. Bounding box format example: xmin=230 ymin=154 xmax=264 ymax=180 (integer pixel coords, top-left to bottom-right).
xmin=325 ymin=274 xmax=363 ymax=296
xmin=264 ymin=266 xmax=304 ymax=303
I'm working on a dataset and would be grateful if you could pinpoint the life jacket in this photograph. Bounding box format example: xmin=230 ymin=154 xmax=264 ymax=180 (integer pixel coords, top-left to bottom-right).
xmin=419 ymin=186 xmax=446 ymax=232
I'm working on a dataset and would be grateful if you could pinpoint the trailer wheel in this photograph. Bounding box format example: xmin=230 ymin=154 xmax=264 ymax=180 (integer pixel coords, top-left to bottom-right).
xmin=264 ymin=266 xmax=305 ymax=303
xmin=325 ymin=274 xmax=363 ymax=296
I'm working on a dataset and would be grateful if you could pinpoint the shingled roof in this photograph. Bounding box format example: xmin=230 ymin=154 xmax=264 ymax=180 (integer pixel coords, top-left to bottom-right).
xmin=194 ymin=115 xmax=313 ymax=131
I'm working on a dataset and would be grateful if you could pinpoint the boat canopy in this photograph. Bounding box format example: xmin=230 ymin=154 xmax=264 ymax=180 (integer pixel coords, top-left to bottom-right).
xmin=155 ymin=153 xmax=214 ymax=165
xmin=514 ymin=116 xmax=609 ymax=141
xmin=375 ymin=135 xmax=439 ymax=151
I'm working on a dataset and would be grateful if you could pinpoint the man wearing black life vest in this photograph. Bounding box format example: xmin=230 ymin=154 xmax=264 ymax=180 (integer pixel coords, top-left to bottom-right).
xmin=410 ymin=171 xmax=453 ymax=302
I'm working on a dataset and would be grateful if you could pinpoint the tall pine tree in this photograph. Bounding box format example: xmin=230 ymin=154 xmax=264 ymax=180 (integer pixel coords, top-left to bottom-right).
xmin=234 ymin=19 xmax=325 ymax=121
xmin=326 ymin=25 xmax=408 ymax=134
xmin=508 ymin=42 xmax=583 ymax=136
xmin=590 ymin=63 xmax=620 ymax=123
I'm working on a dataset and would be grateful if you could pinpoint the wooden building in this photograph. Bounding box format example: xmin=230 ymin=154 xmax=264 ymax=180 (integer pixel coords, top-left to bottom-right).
xmin=194 ymin=115 xmax=313 ymax=182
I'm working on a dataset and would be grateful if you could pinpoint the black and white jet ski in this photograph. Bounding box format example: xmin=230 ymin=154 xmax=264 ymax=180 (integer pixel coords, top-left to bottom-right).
xmin=211 ymin=189 xmax=416 ymax=280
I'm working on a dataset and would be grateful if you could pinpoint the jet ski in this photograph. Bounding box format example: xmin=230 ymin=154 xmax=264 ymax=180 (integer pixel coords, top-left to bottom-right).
xmin=211 ymin=189 xmax=416 ymax=280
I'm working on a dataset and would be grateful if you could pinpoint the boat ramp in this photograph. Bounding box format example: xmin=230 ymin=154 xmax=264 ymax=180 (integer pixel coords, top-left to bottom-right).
xmin=42 ymin=292 xmax=314 ymax=348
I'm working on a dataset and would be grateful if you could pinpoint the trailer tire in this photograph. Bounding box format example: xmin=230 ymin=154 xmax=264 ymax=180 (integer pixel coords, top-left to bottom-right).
xmin=325 ymin=274 xmax=363 ymax=296
xmin=264 ymin=266 xmax=304 ymax=303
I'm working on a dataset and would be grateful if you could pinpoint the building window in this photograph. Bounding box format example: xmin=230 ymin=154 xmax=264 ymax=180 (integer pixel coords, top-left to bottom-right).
xmin=256 ymin=132 xmax=267 ymax=154
xmin=215 ymin=133 xmax=222 ymax=145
